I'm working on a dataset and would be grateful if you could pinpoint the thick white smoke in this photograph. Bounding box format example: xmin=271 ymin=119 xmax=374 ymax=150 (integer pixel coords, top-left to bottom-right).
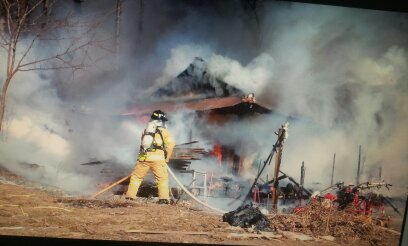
xmin=150 ymin=3 xmax=408 ymax=197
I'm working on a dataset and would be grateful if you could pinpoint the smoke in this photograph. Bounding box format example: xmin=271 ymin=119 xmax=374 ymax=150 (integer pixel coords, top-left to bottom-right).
xmin=0 ymin=1 xmax=407 ymax=201
xmin=150 ymin=3 xmax=408 ymax=198
xmin=207 ymin=53 xmax=275 ymax=95
xmin=154 ymin=44 xmax=213 ymax=90
xmin=252 ymin=4 xmax=408 ymax=196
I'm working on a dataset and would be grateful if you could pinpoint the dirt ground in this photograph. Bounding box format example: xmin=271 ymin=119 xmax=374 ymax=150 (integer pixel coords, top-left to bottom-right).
xmin=0 ymin=168 xmax=402 ymax=245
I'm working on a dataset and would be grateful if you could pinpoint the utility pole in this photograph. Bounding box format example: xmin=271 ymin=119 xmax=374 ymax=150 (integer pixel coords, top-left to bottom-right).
xmin=271 ymin=123 xmax=289 ymax=211
xmin=356 ymin=145 xmax=361 ymax=186
xmin=331 ymin=153 xmax=336 ymax=186
xmin=299 ymin=161 xmax=305 ymax=206
xmin=361 ymin=154 xmax=366 ymax=176
xmin=300 ymin=161 xmax=305 ymax=190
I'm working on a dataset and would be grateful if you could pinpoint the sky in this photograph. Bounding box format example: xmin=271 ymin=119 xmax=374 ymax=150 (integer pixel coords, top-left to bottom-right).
xmin=0 ymin=1 xmax=407 ymax=204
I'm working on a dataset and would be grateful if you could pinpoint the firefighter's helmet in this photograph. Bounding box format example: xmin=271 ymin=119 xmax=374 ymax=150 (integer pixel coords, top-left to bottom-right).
xmin=151 ymin=110 xmax=168 ymax=122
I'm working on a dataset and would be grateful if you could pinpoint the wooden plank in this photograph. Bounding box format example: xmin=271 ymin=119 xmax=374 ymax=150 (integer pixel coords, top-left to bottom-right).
xmin=126 ymin=230 xmax=210 ymax=235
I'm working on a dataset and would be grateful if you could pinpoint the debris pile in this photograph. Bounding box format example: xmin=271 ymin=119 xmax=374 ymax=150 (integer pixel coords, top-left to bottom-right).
xmin=223 ymin=205 xmax=272 ymax=232
xmin=269 ymin=201 xmax=388 ymax=242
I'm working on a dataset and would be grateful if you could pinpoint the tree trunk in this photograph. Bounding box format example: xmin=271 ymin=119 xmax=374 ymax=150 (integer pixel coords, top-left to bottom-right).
xmin=115 ymin=0 xmax=122 ymax=70
xmin=0 ymin=76 xmax=12 ymax=132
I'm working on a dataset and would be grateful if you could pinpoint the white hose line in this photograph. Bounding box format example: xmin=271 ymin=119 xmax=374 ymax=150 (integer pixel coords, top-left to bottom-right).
xmin=167 ymin=166 xmax=227 ymax=214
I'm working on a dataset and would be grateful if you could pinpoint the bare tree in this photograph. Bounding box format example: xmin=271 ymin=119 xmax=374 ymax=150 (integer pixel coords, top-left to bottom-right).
xmin=0 ymin=0 xmax=112 ymax=132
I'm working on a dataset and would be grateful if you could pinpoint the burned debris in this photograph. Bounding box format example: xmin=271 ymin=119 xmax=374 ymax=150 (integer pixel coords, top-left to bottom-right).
xmin=222 ymin=205 xmax=272 ymax=232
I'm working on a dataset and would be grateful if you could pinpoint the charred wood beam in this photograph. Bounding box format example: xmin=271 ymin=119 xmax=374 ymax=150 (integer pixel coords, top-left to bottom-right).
xmin=279 ymin=170 xmax=312 ymax=197
xmin=80 ymin=160 xmax=104 ymax=165
xmin=175 ymin=141 xmax=199 ymax=147
xmin=264 ymin=175 xmax=287 ymax=185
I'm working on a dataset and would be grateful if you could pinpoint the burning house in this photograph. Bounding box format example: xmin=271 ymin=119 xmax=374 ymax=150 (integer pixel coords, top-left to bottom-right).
xmin=91 ymin=57 xmax=308 ymax=207
xmin=122 ymin=57 xmax=273 ymax=177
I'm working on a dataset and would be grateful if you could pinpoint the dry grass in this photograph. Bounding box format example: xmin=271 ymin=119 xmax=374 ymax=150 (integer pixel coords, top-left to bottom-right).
xmin=269 ymin=201 xmax=387 ymax=243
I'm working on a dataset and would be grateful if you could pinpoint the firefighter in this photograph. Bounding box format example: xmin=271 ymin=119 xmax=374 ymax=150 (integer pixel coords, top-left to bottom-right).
xmin=125 ymin=110 xmax=175 ymax=204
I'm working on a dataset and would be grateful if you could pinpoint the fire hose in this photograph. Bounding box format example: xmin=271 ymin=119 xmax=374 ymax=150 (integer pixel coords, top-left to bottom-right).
xmin=166 ymin=165 xmax=227 ymax=214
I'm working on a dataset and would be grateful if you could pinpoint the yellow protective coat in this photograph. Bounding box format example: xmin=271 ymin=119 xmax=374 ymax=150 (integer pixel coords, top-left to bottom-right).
xmin=126 ymin=127 xmax=175 ymax=200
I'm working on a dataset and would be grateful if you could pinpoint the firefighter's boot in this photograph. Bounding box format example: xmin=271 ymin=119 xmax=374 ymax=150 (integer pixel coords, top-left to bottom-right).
xmin=157 ymin=180 xmax=170 ymax=200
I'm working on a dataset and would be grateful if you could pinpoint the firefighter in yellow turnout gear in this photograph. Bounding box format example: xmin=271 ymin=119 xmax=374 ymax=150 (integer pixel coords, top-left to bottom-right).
xmin=126 ymin=110 xmax=175 ymax=204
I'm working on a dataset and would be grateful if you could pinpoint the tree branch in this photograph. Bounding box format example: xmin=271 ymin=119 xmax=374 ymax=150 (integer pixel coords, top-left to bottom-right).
xmin=0 ymin=29 xmax=8 ymax=46
xmin=13 ymin=0 xmax=44 ymax=45
xmin=2 ymin=0 xmax=12 ymax=36
xmin=18 ymin=65 xmax=85 ymax=72
xmin=18 ymin=40 xmax=93 ymax=69
xmin=5 ymin=1 xmax=14 ymax=77
xmin=14 ymin=34 xmax=38 ymax=73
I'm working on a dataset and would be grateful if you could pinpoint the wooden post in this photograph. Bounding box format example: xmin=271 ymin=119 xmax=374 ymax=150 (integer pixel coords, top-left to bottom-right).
xmin=270 ymin=123 xmax=288 ymax=212
xmin=299 ymin=161 xmax=305 ymax=206
xmin=331 ymin=153 xmax=336 ymax=186
xmin=361 ymin=155 xmax=366 ymax=176
xmin=356 ymin=145 xmax=361 ymax=185
xmin=300 ymin=161 xmax=305 ymax=187
xmin=379 ymin=166 xmax=382 ymax=181
xmin=271 ymin=146 xmax=283 ymax=211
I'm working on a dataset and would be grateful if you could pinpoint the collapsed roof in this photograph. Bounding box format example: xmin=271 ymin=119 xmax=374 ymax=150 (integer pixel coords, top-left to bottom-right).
xmin=153 ymin=57 xmax=243 ymax=100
